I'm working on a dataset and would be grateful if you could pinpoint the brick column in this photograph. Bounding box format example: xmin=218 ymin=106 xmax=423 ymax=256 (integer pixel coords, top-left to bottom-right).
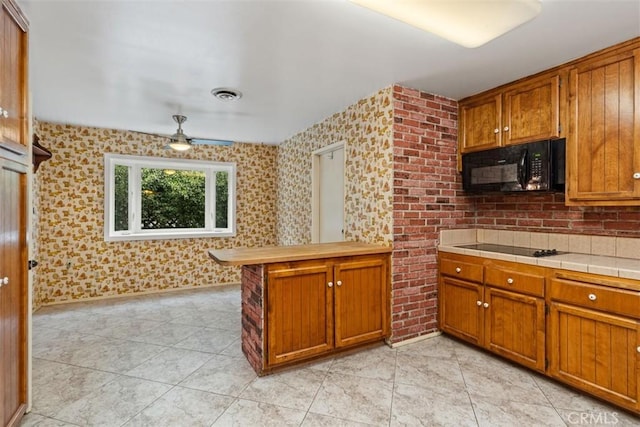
xmin=391 ymin=85 xmax=474 ymax=343
xmin=241 ymin=264 xmax=264 ymax=374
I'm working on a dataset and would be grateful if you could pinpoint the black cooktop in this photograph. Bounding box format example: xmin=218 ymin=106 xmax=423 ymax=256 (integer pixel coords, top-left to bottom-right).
xmin=457 ymin=243 xmax=562 ymax=258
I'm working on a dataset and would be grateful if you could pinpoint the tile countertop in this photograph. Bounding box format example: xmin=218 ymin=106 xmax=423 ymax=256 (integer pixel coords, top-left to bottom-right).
xmin=438 ymin=243 xmax=640 ymax=281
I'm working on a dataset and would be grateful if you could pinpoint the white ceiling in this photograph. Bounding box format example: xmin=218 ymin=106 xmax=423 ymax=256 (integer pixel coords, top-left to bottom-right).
xmin=19 ymin=0 xmax=640 ymax=145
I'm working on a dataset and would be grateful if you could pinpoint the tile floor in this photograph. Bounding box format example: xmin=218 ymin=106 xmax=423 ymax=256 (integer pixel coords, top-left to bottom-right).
xmin=21 ymin=286 xmax=638 ymax=427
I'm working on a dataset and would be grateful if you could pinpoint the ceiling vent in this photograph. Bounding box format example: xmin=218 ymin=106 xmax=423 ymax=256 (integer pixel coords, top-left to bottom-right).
xmin=211 ymin=88 xmax=242 ymax=101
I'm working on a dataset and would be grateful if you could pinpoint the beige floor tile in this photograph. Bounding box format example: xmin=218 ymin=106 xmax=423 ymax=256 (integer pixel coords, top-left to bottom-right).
xmin=329 ymin=345 xmax=397 ymax=382
xmin=213 ymin=399 xmax=306 ymax=426
xmin=391 ymin=382 xmax=477 ymax=427
xmin=125 ymin=348 xmax=213 ymax=384
xmin=240 ymin=367 xmax=326 ymax=411
xmin=53 ymin=376 xmax=171 ymax=426
xmin=179 ymin=354 xmax=256 ymax=396
xmin=129 ymin=322 xmax=205 ymax=346
xmin=31 ymin=359 xmax=118 ymax=417
xmin=301 ymin=412 xmax=372 ymax=426
xmin=395 ymin=352 xmax=466 ymax=392
xmin=309 ymin=372 xmax=393 ymax=425
xmin=173 ymin=327 xmax=240 ymax=353
xmin=17 ymin=413 xmax=78 ymax=427
xmin=471 ymin=396 xmax=565 ymax=427
xmin=122 ymin=386 xmax=234 ymax=427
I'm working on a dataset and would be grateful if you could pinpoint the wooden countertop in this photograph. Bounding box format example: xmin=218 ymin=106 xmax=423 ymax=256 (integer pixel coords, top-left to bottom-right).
xmin=209 ymin=241 xmax=392 ymax=266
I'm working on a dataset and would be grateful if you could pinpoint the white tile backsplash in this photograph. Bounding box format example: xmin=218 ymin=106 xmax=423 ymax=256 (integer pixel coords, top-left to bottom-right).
xmin=548 ymin=234 xmax=569 ymax=252
xmin=497 ymin=230 xmax=514 ymax=246
xmin=479 ymin=229 xmax=499 ymax=244
xmin=439 ymin=229 xmax=477 ymax=245
xmin=590 ymin=236 xmax=616 ymax=257
xmin=616 ymin=237 xmax=640 ymax=260
xmin=530 ymin=232 xmax=550 ymax=250
xmin=513 ymin=231 xmax=531 ymax=248
xmin=438 ymin=228 xmax=640 ymax=279
xmin=568 ymin=235 xmax=591 ymax=254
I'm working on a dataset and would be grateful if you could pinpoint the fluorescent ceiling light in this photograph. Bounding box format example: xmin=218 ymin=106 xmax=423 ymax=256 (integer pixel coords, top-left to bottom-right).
xmin=350 ymin=0 xmax=542 ymax=48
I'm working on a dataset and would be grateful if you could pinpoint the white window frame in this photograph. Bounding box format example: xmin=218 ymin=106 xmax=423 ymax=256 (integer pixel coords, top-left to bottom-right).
xmin=104 ymin=153 xmax=236 ymax=241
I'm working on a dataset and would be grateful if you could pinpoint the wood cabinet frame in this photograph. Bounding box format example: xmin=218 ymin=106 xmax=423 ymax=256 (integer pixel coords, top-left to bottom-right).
xmin=265 ymin=253 xmax=390 ymax=369
xmin=438 ymin=251 xmax=640 ymax=415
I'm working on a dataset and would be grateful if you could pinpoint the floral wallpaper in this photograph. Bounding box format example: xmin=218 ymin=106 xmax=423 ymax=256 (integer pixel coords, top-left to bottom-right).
xmin=276 ymin=87 xmax=394 ymax=246
xmin=33 ymin=122 xmax=277 ymax=305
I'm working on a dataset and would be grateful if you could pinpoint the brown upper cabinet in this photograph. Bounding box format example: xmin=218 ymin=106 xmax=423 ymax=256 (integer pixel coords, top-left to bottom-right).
xmin=458 ymin=37 xmax=640 ymax=206
xmin=566 ymin=44 xmax=640 ymax=206
xmin=459 ymin=73 xmax=561 ymax=154
xmin=0 ymin=0 xmax=28 ymax=149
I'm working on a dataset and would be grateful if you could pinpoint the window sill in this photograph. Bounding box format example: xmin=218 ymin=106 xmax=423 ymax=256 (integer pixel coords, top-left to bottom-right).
xmin=105 ymin=230 xmax=236 ymax=242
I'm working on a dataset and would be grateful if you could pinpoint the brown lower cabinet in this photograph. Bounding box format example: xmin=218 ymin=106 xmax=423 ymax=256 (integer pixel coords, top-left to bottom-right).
xmin=439 ymin=253 xmax=546 ymax=372
xmin=266 ymin=254 xmax=389 ymax=367
xmin=548 ymin=273 xmax=640 ymax=413
xmin=439 ymin=252 xmax=640 ymax=415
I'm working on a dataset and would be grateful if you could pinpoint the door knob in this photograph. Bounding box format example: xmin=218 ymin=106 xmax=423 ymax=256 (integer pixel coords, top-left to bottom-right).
xmin=455 ymin=267 xmax=461 ymax=273
xmin=476 ymin=300 xmax=482 ymax=306
xmin=494 ymin=128 xmax=500 ymax=134
xmin=503 ymin=126 xmax=509 ymax=131
xmin=588 ymin=293 xmax=597 ymax=301
xmin=507 ymin=278 xmax=514 ymax=284
xmin=336 ymin=280 xmax=342 ymax=287
xmin=633 ymin=172 xmax=640 ymax=179
xmin=328 ymin=282 xmax=333 ymax=288
xmin=483 ymin=302 xmax=489 ymax=308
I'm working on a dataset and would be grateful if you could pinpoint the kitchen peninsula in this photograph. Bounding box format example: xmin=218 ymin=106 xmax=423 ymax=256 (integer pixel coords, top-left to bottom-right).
xmin=209 ymin=241 xmax=392 ymax=375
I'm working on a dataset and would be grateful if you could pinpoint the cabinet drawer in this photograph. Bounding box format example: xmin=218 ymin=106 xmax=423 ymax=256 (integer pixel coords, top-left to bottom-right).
xmin=550 ymin=279 xmax=640 ymax=320
xmin=440 ymin=258 xmax=483 ymax=283
xmin=485 ymin=267 xmax=545 ymax=297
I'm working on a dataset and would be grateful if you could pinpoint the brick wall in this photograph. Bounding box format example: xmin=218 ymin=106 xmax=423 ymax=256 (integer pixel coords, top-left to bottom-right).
xmin=473 ymin=193 xmax=640 ymax=238
xmin=391 ymin=85 xmax=474 ymax=343
xmin=241 ymin=265 xmax=264 ymax=374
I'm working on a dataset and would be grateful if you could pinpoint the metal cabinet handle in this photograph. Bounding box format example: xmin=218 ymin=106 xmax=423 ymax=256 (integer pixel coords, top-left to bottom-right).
xmin=503 ymin=126 xmax=509 ymax=131
xmin=455 ymin=267 xmax=461 ymax=273
xmin=328 ymin=282 xmax=333 ymax=288
xmin=588 ymin=293 xmax=597 ymax=301
xmin=483 ymin=302 xmax=489 ymax=308
xmin=507 ymin=278 xmax=514 ymax=284
xmin=336 ymin=280 xmax=342 ymax=287
xmin=476 ymin=300 xmax=482 ymax=306
xmin=494 ymin=128 xmax=500 ymax=134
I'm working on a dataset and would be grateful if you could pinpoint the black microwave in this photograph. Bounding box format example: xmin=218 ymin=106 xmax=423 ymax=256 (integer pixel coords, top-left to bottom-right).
xmin=462 ymin=139 xmax=565 ymax=192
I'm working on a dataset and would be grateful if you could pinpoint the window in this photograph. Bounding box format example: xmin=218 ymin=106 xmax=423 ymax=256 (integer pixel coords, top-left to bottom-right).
xmin=104 ymin=154 xmax=236 ymax=241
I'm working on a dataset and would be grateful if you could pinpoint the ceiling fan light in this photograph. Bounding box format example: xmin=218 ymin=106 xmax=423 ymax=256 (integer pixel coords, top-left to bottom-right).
xmin=350 ymin=0 xmax=542 ymax=48
xmin=168 ymin=140 xmax=192 ymax=151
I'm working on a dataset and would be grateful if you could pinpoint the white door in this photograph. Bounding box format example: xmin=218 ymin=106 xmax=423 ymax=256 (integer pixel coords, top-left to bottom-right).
xmin=316 ymin=146 xmax=344 ymax=243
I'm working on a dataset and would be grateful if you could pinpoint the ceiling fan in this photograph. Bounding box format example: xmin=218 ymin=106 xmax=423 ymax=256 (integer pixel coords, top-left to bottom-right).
xmin=134 ymin=115 xmax=233 ymax=151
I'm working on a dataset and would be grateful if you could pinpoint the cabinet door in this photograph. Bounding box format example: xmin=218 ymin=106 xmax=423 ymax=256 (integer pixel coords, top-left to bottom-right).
xmin=266 ymin=263 xmax=333 ymax=366
xmin=0 ymin=5 xmax=27 ymax=147
xmin=483 ymin=287 xmax=546 ymax=372
xmin=459 ymin=94 xmax=502 ymax=153
xmin=439 ymin=276 xmax=483 ymax=345
xmin=548 ymin=302 xmax=639 ymax=412
xmin=334 ymin=257 xmax=389 ymax=348
xmin=503 ymin=75 xmax=560 ymax=146
xmin=567 ymin=48 xmax=640 ymax=205
xmin=0 ymin=157 xmax=28 ymax=426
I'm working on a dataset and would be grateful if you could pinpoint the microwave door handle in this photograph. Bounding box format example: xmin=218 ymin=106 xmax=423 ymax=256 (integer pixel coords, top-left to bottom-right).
xmin=518 ymin=149 xmax=529 ymax=190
